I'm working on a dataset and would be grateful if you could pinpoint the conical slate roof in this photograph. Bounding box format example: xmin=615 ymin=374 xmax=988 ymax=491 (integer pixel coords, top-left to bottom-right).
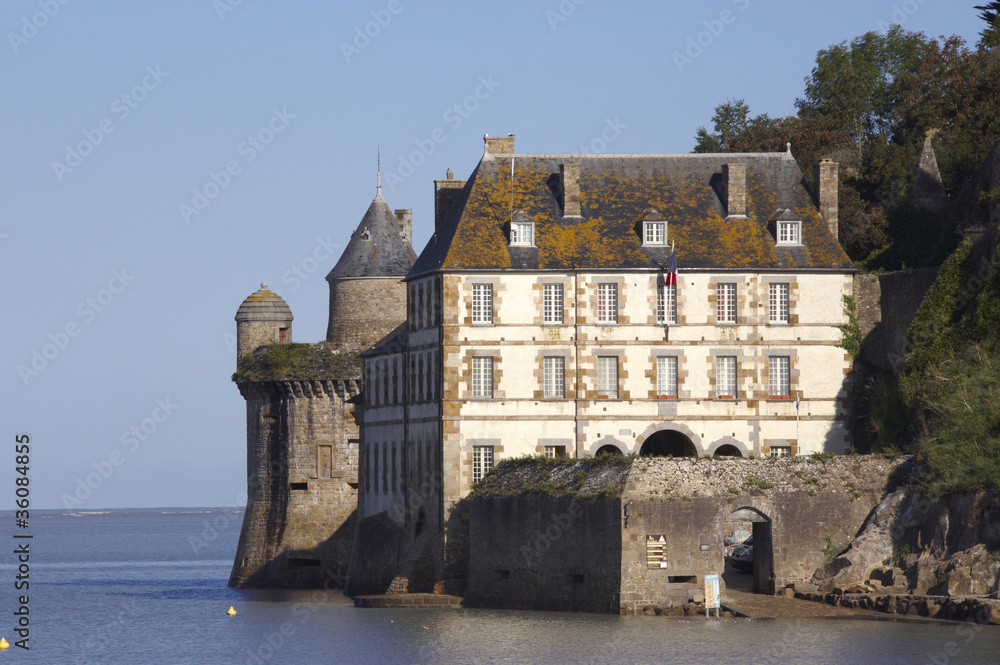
xmin=235 ymin=283 xmax=293 ymax=322
xmin=326 ymin=194 xmax=416 ymax=280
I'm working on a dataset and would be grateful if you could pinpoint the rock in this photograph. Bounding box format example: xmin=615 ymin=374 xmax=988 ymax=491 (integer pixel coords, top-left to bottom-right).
xmin=911 ymin=557 xmax=946 ymax=595
xmin=941 ymin=544 xmax=1000 ymax=596
xmin=691 ymin=591 xmax=705 ymax=604
xmin=641 ymin=606 xmax=655 ymax=616
xmin=780 ymin=587 xmax=795 ymax=598
xmin=815 ymin=490 xmax=909 ymax=590
xmin=793 ymin=582 xmax=818 ymax=593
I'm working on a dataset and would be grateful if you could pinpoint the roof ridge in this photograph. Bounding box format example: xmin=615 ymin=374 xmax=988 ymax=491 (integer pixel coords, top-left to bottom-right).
xmin=484 ymin=152 xmax=789 ymax=159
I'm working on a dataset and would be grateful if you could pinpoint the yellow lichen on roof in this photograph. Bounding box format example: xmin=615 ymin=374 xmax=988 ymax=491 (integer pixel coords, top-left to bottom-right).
xmin=430 ymin=155 xmax=853 ymax=273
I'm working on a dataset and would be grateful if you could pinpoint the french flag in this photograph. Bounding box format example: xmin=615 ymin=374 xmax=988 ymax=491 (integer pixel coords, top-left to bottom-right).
xmin=666 ymin=242 xmax=677 ymax=287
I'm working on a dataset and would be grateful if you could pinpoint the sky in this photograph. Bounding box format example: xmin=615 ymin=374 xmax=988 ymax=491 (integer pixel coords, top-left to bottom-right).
xmin=1 ymin=0 xmax=986 ymax=510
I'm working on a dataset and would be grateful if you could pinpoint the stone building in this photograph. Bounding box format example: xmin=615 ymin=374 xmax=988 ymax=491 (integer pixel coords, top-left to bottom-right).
xmin=352 ymin=134 xmax=856 ymax=593
xmin=229 ymin=185 xmax=414 ymax=588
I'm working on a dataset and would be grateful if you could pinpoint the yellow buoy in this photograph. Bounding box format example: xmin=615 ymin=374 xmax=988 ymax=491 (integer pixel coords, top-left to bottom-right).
xmin=0 ymin=637 xmax=9 ymax=649
xmin=227 ymin=606 xmax=237 ymax=615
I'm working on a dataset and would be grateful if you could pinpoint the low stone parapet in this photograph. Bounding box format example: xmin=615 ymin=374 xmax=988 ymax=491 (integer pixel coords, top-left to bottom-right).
xmin=354 ymin=593 xmax=463 ymax=608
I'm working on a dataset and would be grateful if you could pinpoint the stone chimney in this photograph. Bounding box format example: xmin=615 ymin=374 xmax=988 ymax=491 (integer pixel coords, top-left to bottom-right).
xmin=814 ymin=158 xmax=839 ymax=240
xmin=723 ymin=163 xmax=747 ymax=218
xmin=483 ymin=133 xmax=515 ymax=155
xmin=394 ymin=209 xmax=412 ymax=246
xmin=434 ymin=168 xmax=466 ymax=232
xmin=560 ymin=163 xmax=581 ymax=217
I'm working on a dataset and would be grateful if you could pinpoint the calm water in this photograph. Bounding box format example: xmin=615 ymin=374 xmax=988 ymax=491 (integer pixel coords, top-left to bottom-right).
xmin=1 ymin=510 xmax=999 ymax=665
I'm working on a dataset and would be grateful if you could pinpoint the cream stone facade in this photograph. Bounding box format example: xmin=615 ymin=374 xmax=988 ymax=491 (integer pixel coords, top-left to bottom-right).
xmin=353 ymin=135 xmax=856 ymax=591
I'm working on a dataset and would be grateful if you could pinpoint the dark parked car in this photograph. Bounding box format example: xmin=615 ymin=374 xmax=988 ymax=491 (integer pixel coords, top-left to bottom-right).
xmin=727 ymin=535 xmax=753 ymax=573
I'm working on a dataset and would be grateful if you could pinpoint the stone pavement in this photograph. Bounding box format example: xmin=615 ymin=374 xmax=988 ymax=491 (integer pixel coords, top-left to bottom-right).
xmin=722 ymin=588 xmax=947 ymax=622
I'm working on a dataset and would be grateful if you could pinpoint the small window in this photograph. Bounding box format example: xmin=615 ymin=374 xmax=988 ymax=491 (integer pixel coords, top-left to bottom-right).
xmin=543 ymin=283 xmax=564 ymax=323
xmin=716 ymin=356 xmax=737 ymax=399
xmin=472 ymin=356 xmax=494 ymax=398
xmin=510 ymin=221 xmax=534 ymax=246
xmin=770 ymin=446 xmax=792 ymax=458
xmin=597 ymin=356 xmax=618 ymax=399
xmin=597 ymin=283 xmax=618 ymax=324
xmin=769 ymin=356 xmax=790 ymax=398
xmin=716 ymin=283 xmax=736 ymax=323
xmin=544 ymin=356 xmax=565 ymax=398
xmin=769 ymin=283 xmax=789 ymax=324
xmin=473 ymin=445 xmax=494 ymax=483
xmin=290 ymin=482 xmax=308 ymax=491
xmin=472 ymin=284 xmax=493 ymax=324
xmin=656 ymin=356 xmax=678 ymax=398
xmin=777 ymin=220 xmax=801 ymax=245
xmin=543 ymin=445 xmax=566 ymax=459
xmin=643 ymin=221 xmax=666 ymax=245
xmin=657 ymin=283 xmax=677 ymax=325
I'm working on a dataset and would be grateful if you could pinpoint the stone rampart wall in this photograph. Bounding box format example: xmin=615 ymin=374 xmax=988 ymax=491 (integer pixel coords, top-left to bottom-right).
xmin=854 ymin=268 xmax=940 ymax=372
xmin=229 ymin=379 xmax=360 ymax=588
xmin=464 ymin=456 xmax=911 ymax=613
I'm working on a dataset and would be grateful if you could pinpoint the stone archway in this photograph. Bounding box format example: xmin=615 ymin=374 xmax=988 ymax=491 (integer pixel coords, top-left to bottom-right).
xmin=639 ymin=430 xmax=697 ymax=458
xmin=714 ymin=444 xmax=742 ymax=457
xmin=595 ymin=444 xmax=624 ymax=457
xmin=724 ymin=506 xmax=774 ymax=595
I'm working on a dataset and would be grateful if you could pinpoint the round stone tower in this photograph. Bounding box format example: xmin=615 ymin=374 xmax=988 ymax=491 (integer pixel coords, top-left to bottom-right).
xmin=325 ymin=186 xmax=416 ymax=344
xmin=235 ymin=282 xmax=293 ymax=365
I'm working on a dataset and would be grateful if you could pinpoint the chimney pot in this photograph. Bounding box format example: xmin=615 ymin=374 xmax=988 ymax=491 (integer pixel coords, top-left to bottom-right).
xmin=484 ymin=134 xmax=515 ymax=155
xmin=723 ymin=163 xmax=747 ymax=218
xmin=814 ymin=159 xmax=839 ymax=241
xmin=394 ymin=209 xmax=413 ymax=246
xmin=560 ymin=163 xmax=581 ymax=217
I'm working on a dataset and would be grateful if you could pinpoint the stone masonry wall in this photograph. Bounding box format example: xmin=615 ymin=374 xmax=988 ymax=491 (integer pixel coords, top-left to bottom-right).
xmin=854 ymin=268 xmax=940 ymax=371
xmin=327 ymin=277 xmax=407 ymax=345
xmin=465 ymin=495 xmax=623 ymax=613
xmin=465 ymin=455 xmax=909 ymax=613
xmin=229 ymin=379 xmax=360 ymax=588
xmin=620 ymin=456 xmax=907 ymax=612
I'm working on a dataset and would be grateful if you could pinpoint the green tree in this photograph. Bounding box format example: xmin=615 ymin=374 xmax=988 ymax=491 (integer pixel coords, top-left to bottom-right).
xmin=975 ymin=2 xmax=1000 ymax=50
xmin=796 ymin=26 xmax=929 ymax=159
xmin=693 ymin=99 xmax=784 ymax=153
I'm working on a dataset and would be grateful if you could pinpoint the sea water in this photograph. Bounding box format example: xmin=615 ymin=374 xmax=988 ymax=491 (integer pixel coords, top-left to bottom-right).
xmin=1 ymin=510 xmax=999 ymax=665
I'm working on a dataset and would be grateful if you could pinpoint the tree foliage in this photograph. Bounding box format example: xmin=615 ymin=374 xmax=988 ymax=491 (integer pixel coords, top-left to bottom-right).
xmin=975 ymin=1 xmax=1000 ymax=49
xmin=692 ymin=15 xmax=1000 ymax=270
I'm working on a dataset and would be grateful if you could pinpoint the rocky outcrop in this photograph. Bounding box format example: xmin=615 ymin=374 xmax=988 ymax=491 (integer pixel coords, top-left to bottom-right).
xmin=814 ymin=488 xmax=1000 ymax=600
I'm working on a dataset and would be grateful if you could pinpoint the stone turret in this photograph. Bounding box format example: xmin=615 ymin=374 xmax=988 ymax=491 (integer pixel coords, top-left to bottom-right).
xmin=325 ymin=185 xmax=416 ymax=344
xmin=235 ymin=282 xmax=292 ymax=366
xmin=913 ymin=130 xmax=948 ymax=209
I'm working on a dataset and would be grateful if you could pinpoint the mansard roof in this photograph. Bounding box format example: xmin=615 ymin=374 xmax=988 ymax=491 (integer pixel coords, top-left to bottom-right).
xmin=327 ymin=194 xmax=417 ymax=281
xmin=408 ymin=150 xmax=853 ymax=278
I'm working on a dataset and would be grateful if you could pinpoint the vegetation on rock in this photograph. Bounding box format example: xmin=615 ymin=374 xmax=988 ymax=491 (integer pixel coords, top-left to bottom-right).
xmin=232 ymin=342 xmax=364 ymax=383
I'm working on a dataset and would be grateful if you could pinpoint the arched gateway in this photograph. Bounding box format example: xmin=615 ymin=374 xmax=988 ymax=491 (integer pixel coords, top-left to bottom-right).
xmin=639 ymin=430 xmax=697 ymax=458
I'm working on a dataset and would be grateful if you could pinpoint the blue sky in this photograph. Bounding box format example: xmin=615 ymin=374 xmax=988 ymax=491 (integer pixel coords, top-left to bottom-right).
xmin=1 ymin=1 xmax=985 ymax=509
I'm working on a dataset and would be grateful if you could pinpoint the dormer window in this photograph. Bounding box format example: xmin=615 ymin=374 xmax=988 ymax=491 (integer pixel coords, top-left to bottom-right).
xmin=777 ymin=220 xmax=801 ymax=245
xmin=510 ymin=221 xmax=534 ymax=246
xmin=643 ymin=220 xmax=666 ymax=245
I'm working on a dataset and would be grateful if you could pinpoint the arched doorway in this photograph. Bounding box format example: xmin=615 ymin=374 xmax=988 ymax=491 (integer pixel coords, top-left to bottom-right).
xmin=595 ymin=444 xmax=624 ymax=457
xmin=724 ymin=506 xmax=774 ymax=594
xmin=639 ymin=430 xmax=697 ymax=458
xmin=714 ymin=444 xmax=742 ymax=457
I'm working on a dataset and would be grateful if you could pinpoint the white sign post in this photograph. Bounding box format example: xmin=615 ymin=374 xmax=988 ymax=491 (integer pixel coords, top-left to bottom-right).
xmin=704 ymin=573 xmax=721 ymax=619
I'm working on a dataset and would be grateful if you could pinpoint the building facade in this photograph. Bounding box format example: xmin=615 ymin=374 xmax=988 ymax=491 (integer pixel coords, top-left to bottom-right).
xmin=353 ymin=135 xmax=855 ymax=592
